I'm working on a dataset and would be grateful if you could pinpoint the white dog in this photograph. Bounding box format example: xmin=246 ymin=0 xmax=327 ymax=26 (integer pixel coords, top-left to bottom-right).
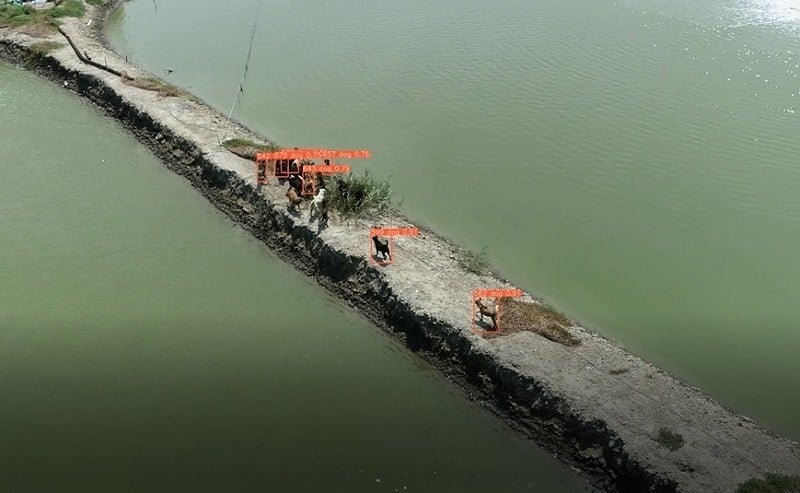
xmin=309 ymin=188 xmax=326 ymax=221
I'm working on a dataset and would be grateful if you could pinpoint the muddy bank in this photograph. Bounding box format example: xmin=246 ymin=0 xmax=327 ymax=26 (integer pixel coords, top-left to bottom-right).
xmin=1 ymin=3 xmax=799 ymax=491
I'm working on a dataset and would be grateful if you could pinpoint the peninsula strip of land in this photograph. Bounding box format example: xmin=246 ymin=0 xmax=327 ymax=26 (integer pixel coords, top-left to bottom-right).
xmin=1 ymin=2 xmax=798 ymax=491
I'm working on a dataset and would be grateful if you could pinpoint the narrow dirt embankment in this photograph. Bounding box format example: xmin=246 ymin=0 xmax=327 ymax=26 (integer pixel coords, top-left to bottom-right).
xmin=1 ymin=2 xmax=799 ymax=492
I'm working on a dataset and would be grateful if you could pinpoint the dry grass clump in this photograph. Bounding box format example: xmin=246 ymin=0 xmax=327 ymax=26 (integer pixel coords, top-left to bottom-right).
xmin=24 ymin=40 xmax=63 ymax=64
xmin=222 ymin=138 xmax=279 ymax=160
xmin=121 ymin=76 xmax=197 ymax=102
xmin=497 ymin=297 xmax=580 ymax=346
xmin=28 ymin=40 xmax=63 ymax=54
xmin=17 ymin=17 xmax=57 ymax=37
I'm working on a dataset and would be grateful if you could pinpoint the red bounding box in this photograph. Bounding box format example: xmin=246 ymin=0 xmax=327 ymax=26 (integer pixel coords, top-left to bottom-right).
xmin=254 ymin=155 xmax=273 ymax=185
xmin=301 ymin=174 xmax=317 ymax=197
xmin=471 ymin=288 xmax=523 ymax=335
xmin=274 ymin=159 xmax=287 ymax=178
xmin=372 ymin=227 xmax=419 ymax=237
xmin=368 ymin=227 xmax=419 ymax=266
xmin=303 ymin=164 xmax=352 ymax=175
xmin=259 ymin=149 xmax=371 ymax=161
xmin=473 ymin=288 xmax=522 ymax=299
xmin=302 ymin=164 xmax=352 ymax=196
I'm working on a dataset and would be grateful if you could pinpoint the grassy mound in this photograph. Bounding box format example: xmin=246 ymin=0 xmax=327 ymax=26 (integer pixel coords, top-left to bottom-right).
xmin=222 ymin=138 xmax=279 ymax=160
xmin=497 ymin=297 xmax=580 ymax=346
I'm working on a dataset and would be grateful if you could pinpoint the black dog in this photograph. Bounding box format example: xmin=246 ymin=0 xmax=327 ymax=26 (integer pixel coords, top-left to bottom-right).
xmin=288 ymin=175 xmax=303 ymax=196
xmin=372 ymin=236 xmax=391 ymax=262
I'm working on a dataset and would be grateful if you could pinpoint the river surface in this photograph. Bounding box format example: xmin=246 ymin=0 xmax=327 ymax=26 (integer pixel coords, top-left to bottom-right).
xmin=108 ymin=0 xmax=800 ymax=440
xmin=0 ymin=63 xmax=590 ymax=491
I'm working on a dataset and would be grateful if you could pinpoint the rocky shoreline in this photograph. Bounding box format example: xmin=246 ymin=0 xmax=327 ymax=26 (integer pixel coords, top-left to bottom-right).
xmin=1 ymin=2 xmax=799 ymax=491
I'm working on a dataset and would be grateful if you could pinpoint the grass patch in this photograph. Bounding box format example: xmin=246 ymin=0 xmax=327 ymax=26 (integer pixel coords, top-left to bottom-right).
xmin=122 ymin=76 xmax=181 ymax=97
xmin=655 ymin=427 xmax=684 ymax=451
xmin=327 ymin=169 xmax=393 ymax=220
xmin=456 ymin=246 xmax=489 ymax=275
xmin=497 ymin=297 xmax=580 ymax=346
xmin=222 ymin=138 xmax=279 ymax=160
xmin=0 ymin=4 xmax=50 ymax=29
xmin=0 ymin=0 xmax=84 ymax=34
xmin=121 ymin=76 xmax=199 ymax=102
xmin=51 ymin=0 xmax=85 ymax=18
xmin=736 ymin=474 xmax=800 ymax=493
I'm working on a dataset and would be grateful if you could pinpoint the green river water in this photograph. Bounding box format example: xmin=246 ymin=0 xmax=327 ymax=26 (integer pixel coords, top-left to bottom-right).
xmin=108 ymin=0 xmax=800 ymax=440
xmin=0 ymin=64 xmax=590 ymax=491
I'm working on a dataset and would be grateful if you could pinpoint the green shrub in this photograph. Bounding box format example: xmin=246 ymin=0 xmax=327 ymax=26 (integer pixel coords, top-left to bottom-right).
xmin=327 ymin=169 xmax=393 ymax=220
xmin=0 ymin=4 xmax=35 ymax=27
xmin=51 ymin=0 xmax=85 ymax=18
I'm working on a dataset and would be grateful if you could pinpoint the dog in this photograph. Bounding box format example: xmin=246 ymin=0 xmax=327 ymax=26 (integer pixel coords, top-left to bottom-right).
xmin=475 ymin=297 xmax=498 ymax=329
xmin=288 ymin=175 xmax=303 ymax=196
xmin=309 ymin=188 xmax=326 ymax=221
xmin=316 ymin=173 xmax=327 ymax=190
xmin=286 ymin=186 xmax=303 ymax=210
xmin=372 ymin=235 xmax=391 ymax=262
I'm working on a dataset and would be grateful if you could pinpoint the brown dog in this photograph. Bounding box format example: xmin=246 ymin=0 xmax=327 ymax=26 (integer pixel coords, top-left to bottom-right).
xmin=286 ymin=187 xmax=303 ymax=210
xmin=475 ymin=297 xmax=498 ymax=329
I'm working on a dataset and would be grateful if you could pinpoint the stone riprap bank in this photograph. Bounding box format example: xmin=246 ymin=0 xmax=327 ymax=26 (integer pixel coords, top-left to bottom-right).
xmin=1 ymin=2 xmax=798 ymax=492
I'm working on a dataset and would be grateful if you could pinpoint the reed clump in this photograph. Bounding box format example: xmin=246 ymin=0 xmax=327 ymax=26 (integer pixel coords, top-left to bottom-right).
xmin=327 ymin=170 xmax=393 ymax=220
